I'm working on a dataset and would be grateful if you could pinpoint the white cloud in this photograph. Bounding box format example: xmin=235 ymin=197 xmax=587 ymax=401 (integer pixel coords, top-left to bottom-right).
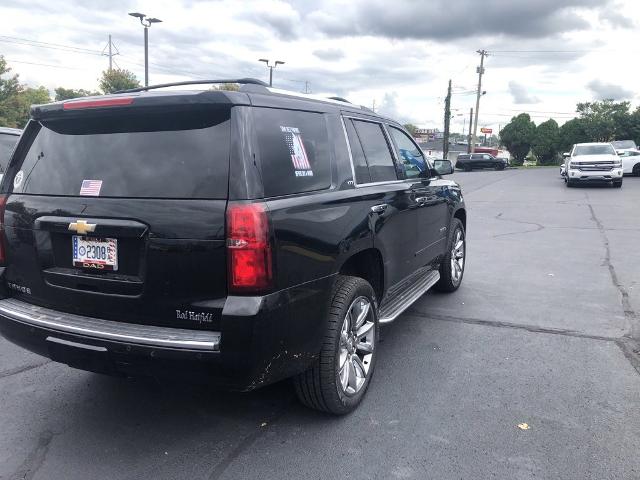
xmin=0 ymin=0 xmax=639 ymax=132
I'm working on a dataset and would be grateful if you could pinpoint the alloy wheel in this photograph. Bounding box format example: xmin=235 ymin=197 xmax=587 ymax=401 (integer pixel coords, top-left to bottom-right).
xmin=338 ymin=296 xmax=375 ymax=396
xmin=450 ymin=228 xmax=465 ymax=284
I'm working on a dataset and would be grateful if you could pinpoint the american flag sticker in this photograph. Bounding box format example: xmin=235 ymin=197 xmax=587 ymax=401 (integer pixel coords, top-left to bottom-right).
xmin=79 ymin=179 xmax=103 ymax=196
xmin=281 ymin=126 xmax=313 ymax=175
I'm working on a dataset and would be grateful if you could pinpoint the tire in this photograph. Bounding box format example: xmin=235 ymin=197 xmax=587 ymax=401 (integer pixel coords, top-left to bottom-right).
xmin=293 ymin=275 xmax=379 ymax=415
xmin=613 ymin=179 xmax=623 ymax=188
xmin=464 ymin=164 xmax=472 ymax=172
xmin=566 ymin=179 xmax=574 ymax=187
xmin=633 ymin=163 xmax=640 ymax=177
xmin=434 ymin=218 xmax=465 ymax=293
xmin=495 ymin=163 xmax=505 ymax=171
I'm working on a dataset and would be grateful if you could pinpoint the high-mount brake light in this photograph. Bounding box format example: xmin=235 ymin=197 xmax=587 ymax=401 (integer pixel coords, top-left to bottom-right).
xmin=63 ymin=97 xmax=134 ymax=110
xmin=226 ymin=203 xmax=272 ymax=293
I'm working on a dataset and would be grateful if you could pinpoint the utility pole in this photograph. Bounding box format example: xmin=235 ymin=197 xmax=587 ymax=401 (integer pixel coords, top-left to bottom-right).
xmin=467 ymin=107 xmax=473 ymax=154
xmin=471 ymin=49 xmax=488 ymax=153
xmin=304 ymin=81 xmax=310 ymax=94
xmin=372 ymin=99 xmax=376 ymax=112
xmin=443 ymin=79 xmax=452 ymax=161
xmin=101 ymin=34 xmax=119 ymax=71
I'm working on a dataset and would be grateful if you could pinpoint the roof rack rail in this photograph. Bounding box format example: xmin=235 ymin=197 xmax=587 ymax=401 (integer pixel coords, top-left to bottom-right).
xmin=327 ymin=96 xmax=351 ymax=103
xmin=115 ymin=78 xmax=268 ymax=94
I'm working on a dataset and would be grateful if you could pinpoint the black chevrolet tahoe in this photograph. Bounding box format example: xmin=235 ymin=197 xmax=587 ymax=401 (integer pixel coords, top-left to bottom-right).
xmin=0 ymin=79 xmax=466 ymax=414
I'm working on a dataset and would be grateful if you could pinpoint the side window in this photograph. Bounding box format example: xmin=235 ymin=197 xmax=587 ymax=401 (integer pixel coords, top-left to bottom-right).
xmin=254 ymin=108 xmax=331 ymax=197
xmin=344 ymin=119 xmax=371 ymax=184
xmin=388 ymin=127 xmax=426 ymax=179
xmin=351 ymin=120 xmax=398 ymax=182
xmin=471 ymin=154 xmax=482 ymax=160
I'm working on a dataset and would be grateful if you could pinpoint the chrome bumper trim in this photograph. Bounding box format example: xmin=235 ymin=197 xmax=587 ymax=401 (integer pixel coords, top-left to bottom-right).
xmin=0 ymin=298 xmax=221 ymax=351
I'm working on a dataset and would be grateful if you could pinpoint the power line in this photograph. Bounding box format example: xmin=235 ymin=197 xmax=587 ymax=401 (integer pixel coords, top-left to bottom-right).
xmin=0 ymin=36 xmax=103 ymax=56
xmin=5 ymin=59 xmax=86 ymax=71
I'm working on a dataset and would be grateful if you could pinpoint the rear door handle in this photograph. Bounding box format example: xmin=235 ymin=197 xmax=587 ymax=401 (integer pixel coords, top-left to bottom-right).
xmin=370 ymin=204 xmax=388 ymax=213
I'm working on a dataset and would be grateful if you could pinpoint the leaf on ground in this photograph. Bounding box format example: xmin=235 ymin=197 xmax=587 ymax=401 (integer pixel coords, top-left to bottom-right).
xmin=517 ymin=423 xmax=530 ymax=430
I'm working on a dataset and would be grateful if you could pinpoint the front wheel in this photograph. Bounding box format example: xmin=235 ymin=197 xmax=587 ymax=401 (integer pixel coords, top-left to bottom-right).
xmin=293 ymin=276 xmax=379 ymax=415
xmin=434 ymin=218 xmax=465 ymax=293
xmin=464 ymin=164 xmax=472 ymax=172
xmin=613 ymin=179 xmax=623 ymax=188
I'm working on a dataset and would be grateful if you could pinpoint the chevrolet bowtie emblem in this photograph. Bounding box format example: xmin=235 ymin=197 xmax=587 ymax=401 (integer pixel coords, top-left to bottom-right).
xmin=68 ymin=220 xmax=96 ymax=235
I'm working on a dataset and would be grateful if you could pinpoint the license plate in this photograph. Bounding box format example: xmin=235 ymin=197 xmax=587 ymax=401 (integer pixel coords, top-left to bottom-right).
xmin=72 ymin=236 xmax=118 ymax=271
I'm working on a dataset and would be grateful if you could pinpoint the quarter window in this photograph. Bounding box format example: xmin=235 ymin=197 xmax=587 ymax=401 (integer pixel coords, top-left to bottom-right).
xmin=254 ymin=108 xmax=331 ymax=197
xmin=351 ymin=120 xmax=397 ymax=182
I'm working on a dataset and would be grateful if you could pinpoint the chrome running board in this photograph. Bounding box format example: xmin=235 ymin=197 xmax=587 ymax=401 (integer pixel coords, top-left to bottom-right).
xmin=378 ymin=269 xmax=440 ymax=325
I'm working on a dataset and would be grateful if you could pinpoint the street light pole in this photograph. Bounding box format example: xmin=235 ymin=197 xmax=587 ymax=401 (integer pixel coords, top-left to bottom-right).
xmin=129 ymin=12 xmax=162 ymax=87
xmin=259 ymin=59 xmax=285 ymax=87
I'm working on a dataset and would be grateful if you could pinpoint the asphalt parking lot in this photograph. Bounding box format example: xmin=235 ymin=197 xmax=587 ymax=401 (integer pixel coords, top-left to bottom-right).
xmin=1 ymin=168 xmax=639 ymax=480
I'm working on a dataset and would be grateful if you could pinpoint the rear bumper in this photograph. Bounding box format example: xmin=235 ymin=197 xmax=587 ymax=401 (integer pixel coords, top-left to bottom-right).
xmin=0 ymin=274 xmax=335 ymax=390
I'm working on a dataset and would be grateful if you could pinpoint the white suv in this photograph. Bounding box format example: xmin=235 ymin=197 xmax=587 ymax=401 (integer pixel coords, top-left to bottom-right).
xmin=564 ymin=142 xmax=623 ymax=188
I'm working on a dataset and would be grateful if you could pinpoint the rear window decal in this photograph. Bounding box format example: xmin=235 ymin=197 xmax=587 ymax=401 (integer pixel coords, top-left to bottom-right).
xmin=13 ymin=170 xmax=24 ymax=189
xmin=79 ymin=179 xmax=103 ymax=196
xmin=281 ymin=126 xmax=314 ymax=177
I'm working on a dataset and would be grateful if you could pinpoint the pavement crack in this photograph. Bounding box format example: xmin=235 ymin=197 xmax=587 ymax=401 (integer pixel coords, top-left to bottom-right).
xmin=0 ymin=361 xmax=50 ymax=380
xmin=406 ymin=310 xmax=620 ymax=342
xmin=207 ymin=396 xmax=295 ymax=480
xmin=9 ymin=430 xmax=56 ymax=480
xmin=493 ymin=212 xmax=545 ymax=238
xmin=584 ymin=194 xmax=638 ymax=339
xmin=462 ymin=170 xmax=524 ymax=195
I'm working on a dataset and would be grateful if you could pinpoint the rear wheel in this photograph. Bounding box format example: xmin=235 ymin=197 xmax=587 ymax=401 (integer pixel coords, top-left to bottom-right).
xmin=633 ymin=163 xmax=640 ymax=176
xmin=293 ymin=276 xmax=379 ymax=415
xmin=434 ymin=218 xmax=465 ymax=293
xmin=464 ymin=164 xmax=472 ymax=172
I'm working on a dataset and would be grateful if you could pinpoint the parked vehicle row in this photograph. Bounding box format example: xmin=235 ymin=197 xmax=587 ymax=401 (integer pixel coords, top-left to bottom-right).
xmin=0 ymin=80 xmax=466 ymax=415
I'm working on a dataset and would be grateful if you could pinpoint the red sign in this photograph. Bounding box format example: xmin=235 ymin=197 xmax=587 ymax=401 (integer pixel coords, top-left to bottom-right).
xmin=480 ymin=127 xmax=493 ymax=134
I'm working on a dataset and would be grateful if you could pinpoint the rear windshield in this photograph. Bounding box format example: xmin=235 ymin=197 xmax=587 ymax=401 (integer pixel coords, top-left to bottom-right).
xmin=11 ymin=109 xmax=230 ymax=199
xmin=0 ymin=134 xmax=19 ymax=172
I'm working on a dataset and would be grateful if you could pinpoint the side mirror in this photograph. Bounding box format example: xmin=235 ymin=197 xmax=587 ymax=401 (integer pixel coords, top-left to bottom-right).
xmin=563 ymin=152 xmax=570 ymax=158
xmin=433 ymin=159 xmax=454 ymax=176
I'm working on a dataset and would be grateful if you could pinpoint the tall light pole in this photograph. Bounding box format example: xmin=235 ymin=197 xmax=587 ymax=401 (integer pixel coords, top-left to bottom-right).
xmin=258 ymin=58 xmax=285 ymax=87
xmin=129 ymin=12 xmax=162 ymax=87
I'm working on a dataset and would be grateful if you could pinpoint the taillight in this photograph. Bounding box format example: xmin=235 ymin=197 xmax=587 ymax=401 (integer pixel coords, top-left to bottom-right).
xmin=0 ymin=195 xmax=7 ymax=264
xmin=226 ymin=203 xmax=272 ymax=293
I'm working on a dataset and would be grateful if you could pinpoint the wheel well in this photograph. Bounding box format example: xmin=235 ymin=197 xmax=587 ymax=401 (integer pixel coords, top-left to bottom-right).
xmin=454 ymin=208 xmax=467 ymax=231
xmin=339 ymin=249 xmax=384 ymax=302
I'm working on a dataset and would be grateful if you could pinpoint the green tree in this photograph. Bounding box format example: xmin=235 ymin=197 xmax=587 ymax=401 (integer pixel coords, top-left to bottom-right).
xmin=54 ymin=87 xmax=100 ymax=101
xmin=403 ymin=123 xmax=418 ymax=135
xmin=558 ymin=118 xmax=588 ymax=153
xmin=499 ymin=113 xmax=536 ymax=166
xmin=0 ymin=56 xmax=51 ymax=128
xmin=98 ymin=68 xmax=141 ymax=94
xmin=576 ymin=99 xmax=630 ymax=142
xmin=532 ymin=119 xmax=560 ymax=165
xmin=12 ymin=87 xmax=51 ymax=128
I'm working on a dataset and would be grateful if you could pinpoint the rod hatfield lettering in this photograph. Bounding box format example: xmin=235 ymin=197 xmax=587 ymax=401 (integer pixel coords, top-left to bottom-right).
xmin=175 ymin=309 xmax=213 ymax=324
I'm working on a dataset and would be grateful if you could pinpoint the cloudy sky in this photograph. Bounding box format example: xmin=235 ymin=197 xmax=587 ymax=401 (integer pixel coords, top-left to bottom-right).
xmin=1 ymin=0 xmax=638 ymax=132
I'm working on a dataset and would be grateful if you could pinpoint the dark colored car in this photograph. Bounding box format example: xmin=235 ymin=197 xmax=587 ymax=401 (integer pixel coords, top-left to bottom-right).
xmin=456 ymin=153 xmax=506 ymax=171
xmin=0 ymin=79 xmax=467 ymax=414
xmin=0 ymin=127 xmax=21 ymax=176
